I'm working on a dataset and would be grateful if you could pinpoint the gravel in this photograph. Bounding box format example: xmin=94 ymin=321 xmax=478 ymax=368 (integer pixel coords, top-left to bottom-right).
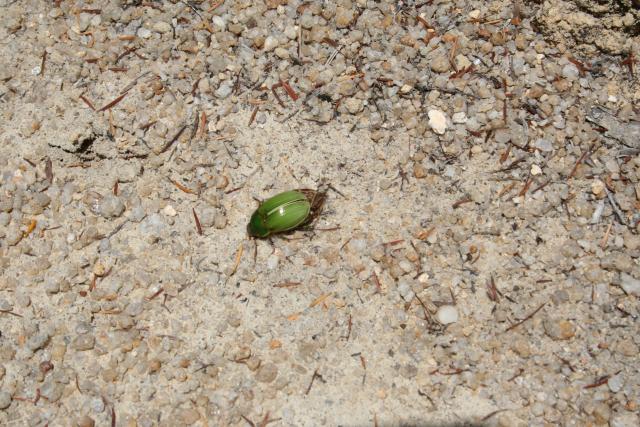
xmin=0 ymin=0 xmax=639 ymax=425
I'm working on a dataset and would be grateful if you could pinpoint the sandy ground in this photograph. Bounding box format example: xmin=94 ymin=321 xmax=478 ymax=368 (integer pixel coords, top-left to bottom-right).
xmin=1 ymin=1 xmax=639 ymax=426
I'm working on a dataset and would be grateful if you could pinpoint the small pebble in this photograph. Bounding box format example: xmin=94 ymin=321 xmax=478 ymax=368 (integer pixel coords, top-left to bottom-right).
xmin=137 ymin=27 xmax=151 ymax=39
xmin=452 ymin=112 xmax=467 ymax=124
xmin=430 ymin=55 xmax=451 ymax=73
xmin=436 ymin=305 xmax=459 ymax=324
xmin=215 ymin=82 xmax=234 ymax=99
xmin=72 ymin=334 xmax=95 ymax=351
xmin=76 ymin=415 xmax=95 ymax=427
xmin=428 ymin=109 xmax=447 ymax=135
xmin=99 ymin=195 xmax=125 ymax=218
xmin=591 ymin=179 xmax=605 ymax=196
xmin=543 ymin=319 xmax=576 ymax=340
xmin=263 ymin=36 xmax=278 ymax=51
xmin=397 ymin=279 xmax=415 ymax=301
xmin=534 ymin=138 xmax=553 ymax=152
xmin=608 ymin=373 xmax=624 ymax=393
xmin=266 ymin=254 xmax=279 ymax=270
xmin=5 ymin=225 xmax=22 ymax=246
xmin=0 ymin=299 xmax=12 ymax=311
xmin=620 ymin=273 xmax=640 ymax=296
xmin=90 ymin=397 xmax=105 ymax=413
xmin=163 ymin=205 xmax=177 ymax=217
xmin=180 ymin=408 xmax=201 ymax=425
xmin=40 ymin=379 xmax=64 ymax=402
xmin=153 ymin=21 xmax=172 ymax=33
xmin=44 ymin=279 xmax=60 ymax=295
xmin=0 ymin=391 xmax=11 ymax=409
xmin=610 ymin=413 xmax=639 ymax=427
xmin=255 ymin=363 xmax=278 ymax=383
xmin=26 ymin=332 xmax=50 ymax=352
xmin=344 ymin=97 xmax=363 ymax=114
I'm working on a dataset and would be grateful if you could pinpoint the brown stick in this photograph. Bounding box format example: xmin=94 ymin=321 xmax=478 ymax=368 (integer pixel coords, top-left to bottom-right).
xmin=192 ymin=208 xmax=203 ymax=236
xmin=159 ymin=125 xmax=187 ymax=153
xmin=452 ymin=196 xmax=472 ymax=209
xmin=584 ymin=375 xmax=611 ymax=389
xmin=568 ymin=150 xmax=589 ymax=179
xmin=281 ymin=80 xmax=299 ymax=101
xmin=39 ymin=50 xmax=47 ymax=76
xmin=248 ymin=106 xmax=259 ymax=126
xmin=79 ymin=94 xmax=96 ymax=111
xmin=305 ymin=369 xmax=322 ymax=395
xmin=504 ymin=302 xmax=546 ymax=332
xmin=98 ymin=92 xmax=128 ymax=112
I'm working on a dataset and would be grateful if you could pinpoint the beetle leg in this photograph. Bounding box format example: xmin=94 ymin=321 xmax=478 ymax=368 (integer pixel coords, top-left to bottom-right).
xmin=253 ymin=239 xmax=258 ymax=265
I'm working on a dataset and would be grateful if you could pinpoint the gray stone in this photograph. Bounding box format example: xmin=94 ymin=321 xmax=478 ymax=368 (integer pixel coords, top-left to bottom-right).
xmin=562 ymin=63 xmax=580 ymax=80
xmin=0 ymin=299 xmax=12 ymax=311
xmin=40 ymin=379 xmax=64 ymax=402
xmin=608 ymin=373 xmax=624 ymax=393
xmin=610 ymin=413 xmax=639 ymax=427
xmin=543 ymin=318 xmax=575 ymax=340
xmin=215 ymin=82 xmax=234 ymax=99
xmin=397 ymin=279 xmax=415 ymax=302
xmin=44 ymin=279 xmax=60 ymax=295
xmin=72 ymin=334 xmax=95 ymax=351
xmin=534 ymin=138 xmax=553 ymax=152
xmin=620 ymin=273 xmax=640 ymax=296
xmin=99 ymin=195 xmax=125 ymax=218
xmin=0 ymin=391 xmax=11 ymax=409
xmin=5 ymin=225 xmax=22 ymax=246
xmin=255 ymin=363 xmax=278 ymax=383
xmin=26 ymin=332 xmax=50 ymax=352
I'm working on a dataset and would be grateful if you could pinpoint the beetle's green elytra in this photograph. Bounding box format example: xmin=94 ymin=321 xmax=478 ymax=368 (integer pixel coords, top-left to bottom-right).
xmin=247 ymin=189 xmax=326 ymax=238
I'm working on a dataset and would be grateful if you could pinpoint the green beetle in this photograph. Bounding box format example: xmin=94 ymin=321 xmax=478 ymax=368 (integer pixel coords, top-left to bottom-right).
xmin=248 ymin=189 xmax=327 ymax=238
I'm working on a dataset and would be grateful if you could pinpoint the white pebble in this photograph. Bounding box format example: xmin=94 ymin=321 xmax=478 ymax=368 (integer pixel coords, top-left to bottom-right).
xmin=163 ymin=205 xmax=177 ymax=217
xmin=436 ymin=305 xmax=459 ymax=324
xmin=266 ymin=254 xmax=279 ymax=270
xmin=428 ymin=109 xmax=447 ymax=135
xmin=137 ymin=27 xmax=151 ymax=39
xmin=608 ymin=373 xmax=624 ymax=393
xmin=264 ymin=36 xmax=279 ymax=51
xmin=452 ymin=112 xmax=467 ymax=124
xmin=211 ymin=16 xmax=225 ymax=31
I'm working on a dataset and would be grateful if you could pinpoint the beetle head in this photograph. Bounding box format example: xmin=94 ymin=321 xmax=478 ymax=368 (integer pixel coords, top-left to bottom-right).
xmin=247 ymin=211 xmax=271 ymax=238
